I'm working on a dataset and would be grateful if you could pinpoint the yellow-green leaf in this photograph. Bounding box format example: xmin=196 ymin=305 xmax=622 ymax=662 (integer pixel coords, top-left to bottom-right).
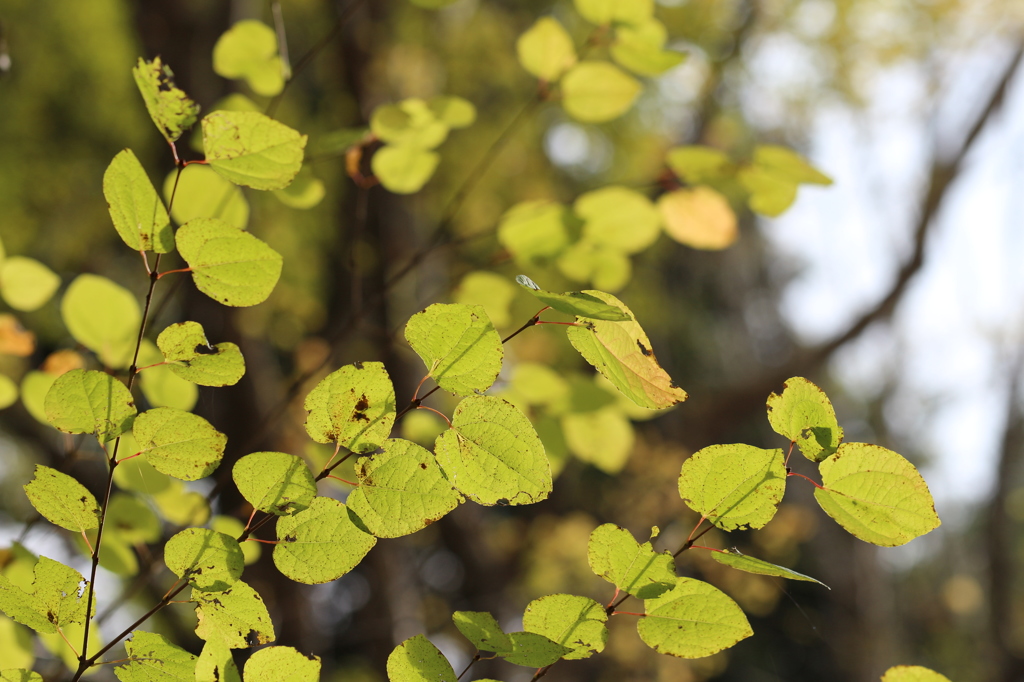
xmin=0 ymin=257 xmax=61 ymax=313
xmin=766 ymin=376 xmax=843 ymax=462
xmin=677 ymin=444 xmax=786 ymax=531
xmin=232 ymin=451 xmax=316 ymax=516
xmin=23 ymin=465 xmax=100 ymax=535
xmin=165 ymin=528 xmax=244 ymax=592
xmin=516 ymin=275 xmax=631 ymax=321
xmin=454 ymin=271 xmax=517 ymax=328
xmin=561 ymin=61 xmax=641 ymax=123
xmin=176 ymin=217 xmax=283 ymax=307
xmin=192 ymin=580 xmax=275 ymax=649
xmin=372 ymin=145 xmax=440 ymax=194
xmin=44 ymin=369 xmax=137 ymax=442
xmin=103 ymin=149 xmax=174 ymax=253
xmin=574 ymin=0 xmax=654 ymax=26
xmin=202 ymin=111 xmax=307 ymax=190
xmin=213 ymin=20 xmax=285 ymax=97
xmin=638 ymin=577 xmax=752 ymax=658
xmin=405 ymin=303 xmax=503 ymax=397
xmin=587 ymin=524 xmax=676 ymax=599
xmin=133 ymin=407 xmax=227 ymax=481
xmin=574 ymin=185 xmax=661 ymax=254
xmin=303 ymin=361 xmax=396 ymax=452
xmin=881 ymin=666 xmax=953 ymax=682
xmin=60 ymin=274 xmax=140 ymax=369
xmin=708 ymin=548 xmax=828 ymax=587
xmin=387 ymin=635 xmax=455 ymax=682
xmin=516 ymin=17 xmax=577 ymax=82
xmin=132 ymin=57 xmax=201 ymax=144
xmin=523 ymin=594 xmax=607 ymax=660
xmin=164 ymin=165 xmax=249 ymax=229
xmin=156 ymin=321 xmax=246 ymax=387
xmin=243 ymin=646 xmax=321 ymax=682
xmin=497 ymin=200 xmax=573 ymax=266
xmin=273 ymin=497 xmax=376 ymax=584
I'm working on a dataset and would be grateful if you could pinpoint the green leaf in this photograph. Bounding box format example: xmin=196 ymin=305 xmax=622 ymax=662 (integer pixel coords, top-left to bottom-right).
xmin=752 ymin=145 xmax=832 ymax=185
xmin=574 ymin=186 xmax=661 ymax=254
xmin=404 ymin=303 xmax=503 ymax=396
xmin=137 ymin=340 xmax=198 ymax=411
xmin=565 ymin=291 xmax=687 ymax=408
xmin=303 ymin=361 xmax=397 ymax=452
xmin=133 ymin=407 xmax=227 ymax=481
xmin=103 ymin=149 xmax=174 ymax=253
xmin=115 ymin=630 xmax=196 ymax=682
xmin=39 ymin=620 xmax=102 ymax=672
xmin=192 ymin=580 xmax=275 ymax=649
xmin=610 ymin=38 xmax=685 ymax=76
xmin=22 ymin=464 xmax=100 ymax=534
xmin=272 ymin=165 xmax=325 ymax=209
xmin=152 ymin=481 xmax=210 ymax=527
xmin=202 ymin=111 xmax=307 ymax=190
xmin=556 ymin=240 xmax=633 ymax=292
xmin=372 ymin=145 xmax=440 ymax=194
xmin=370 ymin=99 xmax=449 ymax=149
xmin=112 ymin=450 xmax=172 ymax=495
xmin=232 ymin=451 xmax=316 ymax=516
xmin=273 ymin=497 xmax=377 ymax=584
xmin=133 ymin=57 xmax=201 ymax=144
xmin=434 ymin=395 xmax=552 ymax=506
xmin=502 ymin=632 xmax=571 ymax=667
xmin=244 ymin=646 xmax=321 ymax=682
xmin=657 ymin=187 xmax=738 ymax=251
xmin=347 ymin=439 xmax=464 ymax=538
xmin=561 ymin=61 xmax=641 ymax=123
xmin=44 ymin=369 xmax=137 ymax=442
xmin=454 ymin=271 xmax=517 ymax=328
xmin=677 ymin=444 xmax=786 ymax=531
xmin=452 ymin=611 xmax=513 ymax=654
xmin=60 ymin=274 xmax=141 ymax=369
xmin=0 ymin=670 xmax=40 ymax=682
xmin=165 ymin=527 xmax=244 ymax=591
xmin=176 ymin=217 xmax=283 ymax=307
xmin=156 ymin=321 xmax=246 ymax=386
xmin=211 ymin=516 xmax=260 ymax=565
xmin=587 ymin=523 xmax=676 ymax=599
xmin=881 ymin=666 xmax=953 ymax=682
xmin=0 ymin=616 xmax=35 ymax=669
xmin=164 ymin=165 xmax=249 ymax=229
xmin=708 ymin=548 xmax=828 ymax=587
xmin=738 ymin=146 xmax=831 ymax=217
xmin=574 ymin=0 xmax=654 ymax=25
xmin=515 ymin=275 xmax=631 ymax=321
xmin=0 ymin=556 xmax=93 ymax=635
xmin=665 ymin=146 xmax=732 ymax=184
xmin=814 ymin=443 xmax=941 ymax=547
xmin=386 ymin=635 xmax=455 ymax=682
xmin=638 ymin=577 xmax=752 ymax=658
xmin=20 ymin=371 xmax=54 ymax=425
xmin=213 ymin=20 xmax=285 ymax=97
xmin=196 ymin=641 xmax=241 ymax=682
xmin=0 ymin=375 xmax=17 ymax=410
xmin=523 ymin=594 xmax=608 ymax=660
xmin=497 ymin=201 xmax=574 ymax=266
xmin=766 ymin=376 xmax=844 ymax=462
xmin=561 ymin=406 xmax=634 ymax=474
xmin=0 ymin=257 xmax=60 ymax=312
xmin=516 ymin=17 xmax=577 ymax=82
xmin=427 ymin=96 xmax=476 ymax=129
xmin=104 ymin=493 xmax=161 ymax=545
xmin=511 ymin=362 xmax=570 ymax=407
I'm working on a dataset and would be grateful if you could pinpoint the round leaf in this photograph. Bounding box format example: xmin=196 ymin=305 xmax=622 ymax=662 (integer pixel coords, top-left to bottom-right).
xmin=272 ymin=165 xmax=325 ymax=209
xmin=427 ymin=96 xmax=476 ymax=128
xmin=0 ymin=257 xmax=60 ymax=313
xmin=192 ymin=580 xmax=275 ymax=649
xmin=516 ymin=17 xmax=577 ymax=82
xmin=404 ymin=303 xmax=503 ymax=397
xmin=562 ymin=406 xmax=634 ymax=474
xmin=164 ymin=165 xmax=249 ymax=229
xmin=303 ymin=361 xmax=397 ymax=452
xmin=497 ymin=200 xmax=573 ymax=266
xmin=273 ymin=497 xmax=376 ymax=584
xmin=677 ymin=444 xmax=786 ymax=531
xmin=213 ymin=20 xmax=284 ymax=97
xmin=574 ymin=186 xmax=661 ymax=254
xmin=60 ymin=274 xmax=140 ymax=369
xmin=0 ymin=374 xmax=18 ymax=409
xmin=244 ymin=646 xmax=321 ymax=682
xmin=561 ymin=62 xmax=641 ymax=123
xmin=165 ymin=528 xmax=244 ymax=591
xmin=386 ymin=635 xmax=455 ymax=682
xmin=574 ymin=0 xmax=654 ymax=26
xmin=454 ymin=271 xmax=517 ymax=328
xmin=452 ymin=611 xmax=513 ymax=654
xmin=137 ymin=340 xmax=199 ymax=411
xmin=638 ymin=577 xmax=752 ymax=658
xmin=176 ymin=217 xmax=283 ymax=307
xmin=119 ymin=631 xmax=196 ymax=681
xmin=202 ymin=111 xmax=307 ymax=190
xmin=44 ymin=369 xmax=137 ymax=442
xmin=232 ymin=452 xmax=316 ymax=516
xmin=156 ymin=321 xmax=246 ymax=387
xmin=370 ymin=99 xmax=449 ymax=149
xmin=881 ymin=666 xmax=953 ymax=682
xmin=658 ymin=187 xmax=738 ymax=250
xmin=133 ymin=407 xmax=227 ymax=481
xmin=371 ymin=145 xmax=440 ymax=195
xmin=522 ymin=594 xmax=608 ymax=660
xmin=23 ymin=465 xmax=100 ymax=535
xmin=103 ymin=148 xmax=173 ymax=253
xmin=766 ymin=376 xmax=844 ymax=462
xmin=587 ymin=523 xmax=676 ymax=599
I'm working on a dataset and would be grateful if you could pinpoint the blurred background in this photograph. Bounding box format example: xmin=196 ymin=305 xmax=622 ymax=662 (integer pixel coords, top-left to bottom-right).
xmin=0 ymin=0 xmax=1023 ymax=680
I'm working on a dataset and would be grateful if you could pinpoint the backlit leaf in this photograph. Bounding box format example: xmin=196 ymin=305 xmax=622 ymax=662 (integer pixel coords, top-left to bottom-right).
xmin=196 ymin=641 xmax=241 ymax=682
xmin=574 ymin=0 xmax=654 ymax=26
xmin=164 ymin=165 xmax=249 ymax=229
xmin=211 ymin=516 xmax=260 ymax=565
xmin=434 ymin=395 xmax=551 ymax=506
xmin=0 ymin=670 xmax=39 ymax=682
xmin=347 ymin=439 xmax=464 ymax=538
xmin=610 ymin=26 xmax=685 ymax=76
xmin=502 ymin=632 xmax=571 ymax=667
xmin=587 ymin=523 xmax=676 ymax=599
xmin=0 ymin=616 xmax=34 ymax=669
xmin=497 ymin=200 xmax=573 ymax=266
xmin=814 ymin=443 xmax=941 ymax=547
xmin=165 ymin=527 xmax=244 ymax=591
xmin=372 ymin=145 xmax=440 ymax=194
xmin=303 ymin=361 xmax=396 ymax=452
xmin=709 ymin=548 xmax=828 ymax=587
xmin=0 ymin=375 xmax=17 ymax=410
xmin=244 ymin=647 xmax=321 ymax=682
xmin=516 ymin=275 xmax=631 ymax=321
xmin=370 ymin=99 xmax=448 ymax=149
xmin=523 ymin=594 xmax=608 ymax=660
xmin=115 ymin=630 xmax=196 ymax=682
xmin=738 ymin=146 xmax=831 ymax=217
xmin=203 ymin=111 xmax=307 ymax=190
xmin=575 ymin=186 xmax=661 ymax=254
xmin=516 ymin=17 xmax=577 ymax=82
xmin=192 ymin=580 xmax=275 ymax=649
xmin=0 ymin=257 xmax=60 ymax=313
xmin=152 ymin=482 xmax=210 ymax=527
xmin=556 ymin=240 xmax=632 ymax=292
xmin=658 ymin=187 xmax=738 ymax=250
xmin=561 ymin=61 xmax=641 ymax=123
xmin=677 ymin=444 xmax=786 ymax=531
xmin=511 ymin=362 xmax=570 ymax=407
xmin=562 ymin=406 xmax=634 ymax=474
xmin=665 ymin=145 xmax=732 ymax=184
xmin=565 ymin=291 xmax=687 ymax=408
xmin=156 ymin=321 xmax=246 ymax=386
xmin=133 ymin=407 xmax=227 ymax=481
xmin=232 ymin=451 xmax=316 ymax=516
xmin=274 ymin=497 xmax=376 ymax=584
xmin=137 ymin=339 xmax=198 ymax=411
xmin=387 ymin=635 xmax=455 ymax=682
xmin=176 ymin=217 xmax=283 ymax=307
xmin=104 ymin=493 xmax=161 ymax=545
xmin=427 ymin=96 xmax=476 ymax=129
xmin=61 ymin=274 xmax=140 ymax=369
xmin=44 ymin=369 xmax=137 ymax=442
xmin=881 ymin=666 xmax=953 ymax=682
xmin=103 ymin=149 xmax=173 ymax=253
xmin=0 ymin=556 xmax=93 ymax=635
xmin=638 ymin=577 xmax=752 ymax=658
xmin=405 ymin=303 xmax=503 ymax=396
xmin=272 ymin=165 xmax=325 ymax=209
xmin=454 ymin=271 xmax=517 ymax=328
xmin=213 ymin=20 xmax=284 ymax=97
xmin=766 ymin=376 xmax=843 ymax=462
xmin=23 ymin=465 xmax=100 ymax=535
xmin=132 ymin=57 xmax=200 ymax=144
xmin=452 ymin=611 xmax=513 ymax=653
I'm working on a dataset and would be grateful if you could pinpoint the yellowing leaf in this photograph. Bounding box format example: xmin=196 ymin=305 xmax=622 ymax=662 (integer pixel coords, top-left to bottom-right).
xmin=303 ymin=361 xmax=396 ymax=452
xmin=232 ymin=452 xmax=316 ymax=516
xmin=523 ymin=594 xmax=607 ymax=660
xmin=133 ymin=407 xmax=227 ymax=481
xmin=60 ymin=274 xmax=140 ymax=369
xmin=387 ymin=636 xmax=455 ymax=682
xmin=587 ymin=524 xmax=676 ymax=599
xmin=638 ymin=577 xmax=752 ymax=658
xmin=574 ymin=186 xmax=661 ymax=254
xmin=739 ymin=145 xmax=831 ymax=217
xmin=665 ymin=145 xmax=732 ymax=184
xmin=575 ymin=0 xmax=654 ymax=26
xmin=133 ymin=57 xmax=201 ymax=144
xmin=23 ymin=465 xmax=100 ymax=535
xmin=0 ymin=556 xmax=94 ymax=635
xmin=516 ymin=17 xmax=577 ymax=82
xmin=454 ymin=271 xmax=517 ymax=328
xmin=371 ymin=99 xmax=449 ymax=149
xmin=562 ymin=405 xmax=634 ymax=474
xmin=452 ymin=611 xmax=513 ymax=654
xmin=405 ymin=303 xmax=503 ymax=397
xmin=44 ymin=369 xmax=137 ymax=442
xmin=658 ymin=187 xmax=738 ymax=250
xmin=272 ymin=165 xmax=325 ymax=209
xmin=273 ymin=497 xmax=376 ymax=584
xmin=192 ymin=580 xmax=275 ymax=648
xmin=156 ymin=321 xmax=246 ymax=387
xmin=213 ymin=20 xmax=285 ymax=97
xmin=165 ymin=528 xmax=244 ymax=592
xmin=565 ymin=291 xmax=686 ymax=409
xmin=561 ymin=61 xmax=642 ymax=123
xmin=202 ymin=111 xmax=306 ymax=190
xmin=814 ymin=443 xmax=941 ymax=547
xmin=0 ymin=314 xmax=35 ymax=356
xmin=371 ymin=145 xmax=440 ymax=194
xmin=677 ymin=444 xmax=786 ymax=531
xmin=164 ymin=165 xmax=249 ymax=229
xmin=117 ymin=631 xmax=196 ymax=682
xmin=766 ymin=376 xmax=843 ymax=462
xmin=243 ymin=646 xmax=321 ymax=682
xmin=881 ymin=666 xmax=953 ymax=682
xmin=497 ymin=200 xmax=573 ymax=266
xmin=0 ymin=257 xmax=61 ymax=313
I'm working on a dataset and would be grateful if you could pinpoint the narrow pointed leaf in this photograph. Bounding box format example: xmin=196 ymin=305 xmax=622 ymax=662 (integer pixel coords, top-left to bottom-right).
xmin=196 ymin=641 xmax=241 ymax=682
xmin=678 ymin=444 xmax=786 ymax=531
xmin=638 ymin=577 xmax=752 ymax=658
xmin=561 ymin=62 xmax=641 ymax=123
xmin=434 ymin=395 xmax=552 ymax=506
xmin=156 ymin=321 xmax=245 ymax=386
xmin=881 ymin=666 xmax=953 ymax=682
xmin=44 ymin=368 xmax=137 ymax=442
xmin=347 ymin=439 xmax=463 ymax=538
xmin=709 ymin=548 xmax=828 ymax=587
xmin=165 ymin=528 xmax=244 ymax=591
xmin=0 ymin=556 xmax=93 ymax=635
xmin=192 ymin=580 xmax=275 ymax=649
xmin=766 ymin=377 xmax=843 ymax=462
xmin=587 ymin=523 xmax=676 ymax=599
xmin=115 ymin=630 xmax=196 ymax=682
xmin=404 ymin=303 xmax=503 ymax=396
xmin=303 ymin=361 xmax=396 ymax=452
xmin=516 ymin=17 xmax=577 ymax=82
xmin=60 ymin=274 xmax=141 ymax=369
xmin=176 ymin=217 xmax=283 ymax=307
xmin=565 ymin=291 xmax=687 ymax=408
xmin=523 ymin=594 xmax=608 ymax=660
xmin=132 ymin=407 xmax=225 ymax=480
xmin=273 ymin=497 xmax=376 ymax=584
xmin=22 ymin=465 xmax=100 ymax=534
xmin=232 ymin=451 xmax=316 ymax=516
xmin=132 ymin=57 xmax=200 ymax=143
xmin=387 ymin=635 xmax=455 ymax=682
xmin=202 ymin=111 xmax=307 ymax=190
xmin=516 ymin=275 xmax=631 ymax=321
xmin=502 ymin=632 xmax=571 ymax=667
xmin=103 ymin=149 xmax=173 ymax=253
xmin=244 ymin=647 xmax=321 ymax=682
xmin=452 ymin=611 xmax=513 ymax=654
xmin=814 ymin=443 xmax=941 ymax=547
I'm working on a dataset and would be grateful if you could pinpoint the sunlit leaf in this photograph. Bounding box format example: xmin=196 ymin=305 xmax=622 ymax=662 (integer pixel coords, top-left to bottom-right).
xmin=677 ymin=444 xmax=786 ymax=531
xmin=232 ymin=451 xmax=316 ymax=516
xmin=132 ymin=57 xmax=201 ymax=144
xmin=44 ymin=369 xmax=137 ymax=442
xmin=574 ymin=0 xmax=654 ymax=26
xmin=0 ymin=376 xmax=18 ymax=410
xmin=637 ymin=577 xmax=752 ymax=658
xmin=202 ymin=111 xmax=307 ymax=190
xmin=610 ymin=19 xmax=684 ymax=76
xmin=405 ymin=303 xmax=503 ymax=396
xmin=213 ymin=20 xmax=284 ymax=97
xmin=562 ymin=406 xmax=634 ymax=474
xmin=274 ymin=497 xmax=376 ymax=584
xmin=0 ymin=556 xmax=93 ymax=635
xmin=244 ymin=646 xmax=321 ymax=682
xmin=176 ymin=217 xmax=283 ymax=307
xmin=137 ymin=340 xmax=198 ymax=411
xmin=452 ymin=611 xmax=513 ymax=654
xmin=211 ymin=516 xmax=260 ymax=565
xmin=502 ymin=632 xmax=571 ymax=667
xmin=511 ymin=362 xmax=570 ymax=407
xmin=881 ymin=666 xmax=953 ymax=682
xmin=61 ymin=274 xmax=140 ymax=369
xmin=523 ymin=594 xmax=608 ymax=660
xmin=133 ymin=407 xmax=227 ymax=481
xmin=587 ymin=523 xmax=676 ymax=599
xmin=516 ymin=17 xmax=577 ymax=82
xmin=196 ymin=641 xmax=241 ymax=682
xmin=574 ymin=186 xmax=661 ymax=254
xmin=23 ymin=465 xmax=100 ymax=535
xmin=427 ymin=96 xmax=476 ymax=129
xmin=164 ymin=165 xmax=249 ymax=229
xmin=739 ymin=146 xmax=831 ymax=217
xmin=156 ymin=321 xmax=246 ymax=386
xmin=497 ymin=200 xmax=573 ymax=266
xmin=303 ymin=361 xmax=396 ymax=452
xmin=814 ymin=443 xmax=941 ymax=547
xmin=658 ymin=187 xmax=738 ymax=250
xmin=665 ymin=145 xmax=732 ymax=184
xmin=192 ymin=580 xmax=275 ymax=649
xmin=0 ymin=670 xmax=41 ymax=682
xmin=104 ymin=493 xmax=161 ymax=545
xmin=766 ymin=376 xmax=843 ymax=462
xmin=272 ymin=165 xmax=325 ymax=209
xmin=0 ymin=314 xmax=35 ymax=356
xmin=165 ymin=528 xmax=244 ymax=591
xmin=103 ymin=149 xmax=174 ymax=253
xmin=516 ymin=275 xmax=631 ymax=321
xmin=0 ymin=616 xmax=34 ymax=670
xmin=454 ymin=271 xmax=517 ymax=328
xmin=561 ymin=61 xmax=642 ymax=123
xmin=370 ymin=99 xmax=448 ymax=149
xmin=115 ymin=630 xmax=195 ymax=682
xmin=152 ymin=481 xmax=210 ymax=527
xmin=0 ymin=257 xmax=60 ymax=313
xmin=556 ymin=240 xmax=632 ymax=292
xmin=372 ymin=145 xmax=440 ymax=194
xmin=387 ymin=635 xmax=455 ymax=682
xmin=709 ymin=548 xmax=828 ymax=587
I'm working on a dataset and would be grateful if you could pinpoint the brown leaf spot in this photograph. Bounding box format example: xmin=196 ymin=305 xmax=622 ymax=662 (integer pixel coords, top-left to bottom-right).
xmin=636 ymin=340 xmax=652 ymax=356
